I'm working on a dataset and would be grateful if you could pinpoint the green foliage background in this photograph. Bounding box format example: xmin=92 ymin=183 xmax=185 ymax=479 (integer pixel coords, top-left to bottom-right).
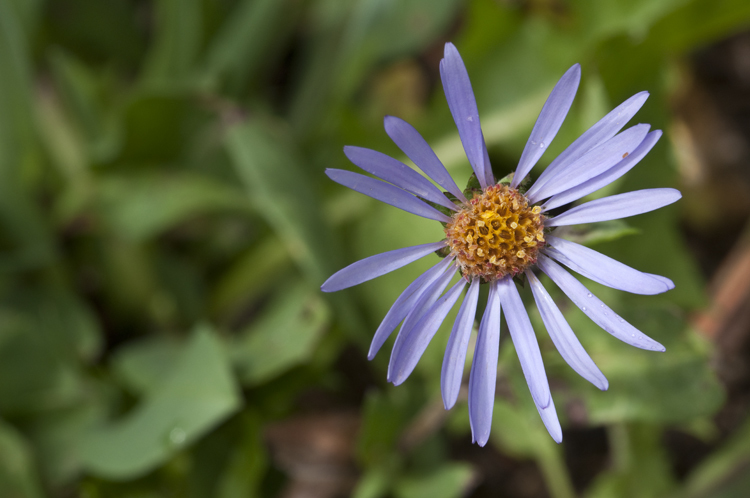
xmin=0 ymin=0 xmax=747 ymax=496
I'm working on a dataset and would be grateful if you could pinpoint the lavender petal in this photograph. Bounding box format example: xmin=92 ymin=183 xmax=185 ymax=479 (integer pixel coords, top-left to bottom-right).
xmin=390 ymin=279 xmax=467 ymax=386
xmin=543 ymin=236 xmax=674 ymax=295
xmin=546 ymin=188 xmax=682 ymax=227
xmin=511 ymin=64 xmax=581 ymax=188
xmin=526 ymin=270 xmax=608 ymax=390
xmin=537 ymin=396 xmax=563 ymax=443
xmin=496 ymin=277 xmax=551 ymax=409
xmin=369 ymin=256 xmax=455 ymax=360
xmin=441 ymin=278 xmax=480 ymax=409
xmin=537 ymin=255 xmax=665 ymax=351
xmin=387 ymin=265 xmax=457 ymax=382
xmin=440 ymin=43 xmax=493 ymax=188
xmin=321 ymin=240 xmax=447 ymax=292
xmin=530 ymin=92 xmax=649 ymax=196
xmin=468 ymin=281 xmax=501 ymax=447
xmin=384 ymin=116 xmax=468 ymax=203
xmin=544 ymin=130 xmax=662 ymax=211
xmin=326 ymin=169 xmax=452 ymax=223
xmin=526 ymin=124 xmax=650 ymax=203
xmin=344 ymin=146 xmax=458 ymax=211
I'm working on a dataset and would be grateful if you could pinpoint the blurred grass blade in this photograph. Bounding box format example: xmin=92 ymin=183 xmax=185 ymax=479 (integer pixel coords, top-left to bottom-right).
xmin=96 ymin=172 xmax=249 ymax=242
xmin=79 ymin=325 xmax=242 ymax=479
xmin=681 ymin=415 xmax=750 ymax=498
xmin=141 ymin=0 xmax=202 ymax=88
xmin=202 ymin=0 xmax=299 ymax=94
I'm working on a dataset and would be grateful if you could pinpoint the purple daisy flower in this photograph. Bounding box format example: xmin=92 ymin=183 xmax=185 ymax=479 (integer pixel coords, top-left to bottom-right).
xmin=321 ymin=42 xmax=680 ymax=446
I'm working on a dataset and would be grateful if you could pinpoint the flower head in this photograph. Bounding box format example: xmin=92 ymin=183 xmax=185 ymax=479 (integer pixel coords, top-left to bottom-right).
xmin=322 ymin=42 xmax=680 ymax=445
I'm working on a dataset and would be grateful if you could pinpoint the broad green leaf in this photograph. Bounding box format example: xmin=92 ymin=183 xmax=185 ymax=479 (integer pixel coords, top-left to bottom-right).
xmin=79 ymin=326 xmax=242 ymax=479
xmin=231 ymin=283 xmax=330 ymax=386
xmin=27 ymin=393 xmax=110 ymax=488
xmin=0 ymin=419 xmax=45 ymax=498
xmin=110 ymin=336 xmax=183 ymax=395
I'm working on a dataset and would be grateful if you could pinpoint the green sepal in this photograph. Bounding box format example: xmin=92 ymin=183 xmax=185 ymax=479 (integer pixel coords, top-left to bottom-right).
xmin=434 ymin=245 xmax=451 ymax=258
xmin=462 ymin=173 xmax=483 ymax=200
xmin=554 ymin=220 xmax=639 ymax=246
xmin=497 ymin=172 xmax=514 ymax=185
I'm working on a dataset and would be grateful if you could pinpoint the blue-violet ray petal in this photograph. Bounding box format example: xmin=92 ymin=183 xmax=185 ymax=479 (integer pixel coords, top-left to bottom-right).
xmin=512 ymin=64 xmax=581 ymax=188
xmin=321 ymin=240 xmax=447 ymax=292
xmin=369 ymin=256 xmax=454 ymax=360
xmin=496 ymin=277 xmax=551 ymax=409
xmin=384 ymin=116 xmax=468 ymax=203
xmin=537 ymin=255 xmax=665 ymax=351
xmin=526 ymin=124 xmax=650 ymax=203
xmin=440 ymin=43 xmax=493 ymax=188
xmin=544 ymin=130 xmax=662 ymax=211
xmin=442 ymin=278 xmax=481 ymax=409
xmin=344 ymin=146 xmax=457 ymax=211
xmin=468 ymin=281 xmax=501 ymax=447
xmin=391 ymin=279 xmax=467 ymax=386
xmin=530 ymin=92 xmax=649 ymax=196
xmin=325 ymin=169 xmax=452 ymax=223
xmin=526 ymin=270 xmax=608 ymax=390
xmin=543 ymin=236 xmax=674 ymax=295
xmin=546 ymin=188 xmax=681 ymax=227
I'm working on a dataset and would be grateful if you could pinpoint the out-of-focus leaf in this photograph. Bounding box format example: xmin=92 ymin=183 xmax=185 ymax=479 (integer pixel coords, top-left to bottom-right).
xmin=113 ymin=93 xmax=194 ymax=164
xmin=110 ymin=336 xmax=183 ymax=396
xmin=560 ymin=300 xmax=724 ymax=424
xmin=79 ymin=325 xmax=242 ymax=479
xmin=650 ymin=0 xmax=750 ymax=53
xmin=679 ymin=415 xmax=750 ymax=498
xmin=214 ymin=411 xmax=268 ymax=498
xmin=0 ymin=1 xmax=55 ymax=272
xmin=225 ymin=118 xmax=338 ymax=284
xmin=97 ymin=172 xmax=249 ymax=241
xmin=141 ymin=0 xmax=202 ymax=88
xmin=27 ymin=393 xmax=110 ymax=487
xmin=394 ymin=463 xmax=476 ymax=498
xmin=573 ymin=0 xmax=690 ymax=41
xmin=0 ymin=307 xmax=84 ymax=415
xmin=201 ymin=0 xmax=299 ymax=94
xmin=45 ymin=0 xmax=146 ymax=66
xmin=210 ymin=236 xmax=292 ymax=317
xmin=357 ymin=388 xmax=415 ymax=467
xmin=289 ymin=0 xmax=462 ymax=134
xmin=231 ymin=283 xmax=329 ymax=386
xmin=17 ymin=289 xmax=102 ymax=363
xmin=0 ymin=419 xmax=45 ymax=498
xmin=586 ymin=424 xmax=676 ymax=498
xmin=48 ymin=48 xmax=121 ymax=163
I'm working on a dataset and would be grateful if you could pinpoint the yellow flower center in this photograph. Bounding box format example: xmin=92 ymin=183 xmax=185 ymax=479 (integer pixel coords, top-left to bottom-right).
xmin=444 ymin=184 xmax=545 ymax=281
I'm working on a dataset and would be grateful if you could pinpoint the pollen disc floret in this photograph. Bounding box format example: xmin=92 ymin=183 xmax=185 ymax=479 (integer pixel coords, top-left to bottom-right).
xmin=445 ymin=184 xmax=545 ymax=281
